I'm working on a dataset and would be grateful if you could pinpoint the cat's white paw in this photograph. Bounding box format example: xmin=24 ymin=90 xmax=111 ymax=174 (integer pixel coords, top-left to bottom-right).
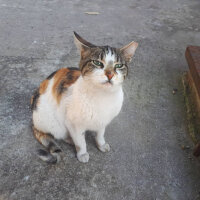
xmin=77 ymin=152 xmax=89 ymax=163
xmin=98 ymin=143 xmax=110 ymax=152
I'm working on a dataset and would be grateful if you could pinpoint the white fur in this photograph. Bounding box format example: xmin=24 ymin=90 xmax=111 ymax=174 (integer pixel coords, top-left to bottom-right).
xmin=65 ymin=76 xmax=123 ymax=132
xmin=104 ymin=49 xmax=115 ymax=65
xmin=33 ymin=79 xmax=67 ymax=139
xmin=33 ymin=75 xmax=123 ymax=162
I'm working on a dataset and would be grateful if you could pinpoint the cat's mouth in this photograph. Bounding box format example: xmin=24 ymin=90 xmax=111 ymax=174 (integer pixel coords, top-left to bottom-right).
xmin=103 ymin=80 xmax=113 ymax=86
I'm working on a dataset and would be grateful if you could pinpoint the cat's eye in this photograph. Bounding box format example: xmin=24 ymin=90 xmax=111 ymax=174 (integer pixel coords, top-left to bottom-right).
xmin=115 ymin=64 xmax=123 ymax=68
xmin=93 ymin=60 xmax=104 ymax=68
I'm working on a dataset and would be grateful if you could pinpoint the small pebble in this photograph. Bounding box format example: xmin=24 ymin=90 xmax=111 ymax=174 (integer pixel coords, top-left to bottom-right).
xmin=181 ymin=145 xmax=190 ymax=150
xmin=23 ymin=175 xmax=30 ymax=181
xmin=181 ymin=145 xmax=185 ymax=150
xmin=172 ymin=88 xmax=178 ymax=95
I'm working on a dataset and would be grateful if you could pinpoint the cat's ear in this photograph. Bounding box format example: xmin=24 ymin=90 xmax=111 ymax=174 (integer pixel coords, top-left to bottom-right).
xmin=73 ymin=32 xmax=96 ymax=57
xmin=120 ymin=41 xmax=138 ymax=63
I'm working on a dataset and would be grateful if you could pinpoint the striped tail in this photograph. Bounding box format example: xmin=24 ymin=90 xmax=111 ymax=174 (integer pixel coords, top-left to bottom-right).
xmin=32 ymin=126 xmax=62 ymax=164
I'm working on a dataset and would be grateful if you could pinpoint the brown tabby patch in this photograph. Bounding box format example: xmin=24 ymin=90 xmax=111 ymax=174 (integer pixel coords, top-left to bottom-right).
xmin=33 ymin=126 xmax=61 ymax=153
xmin=33 ymin=126 xmax=51 ymax=145
xmin=52 ymin=68 xmax=81 ymax=103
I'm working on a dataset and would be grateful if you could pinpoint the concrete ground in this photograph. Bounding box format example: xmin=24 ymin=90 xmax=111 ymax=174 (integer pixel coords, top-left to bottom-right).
xmin=0 ymin=0 xmax=200 ymax=199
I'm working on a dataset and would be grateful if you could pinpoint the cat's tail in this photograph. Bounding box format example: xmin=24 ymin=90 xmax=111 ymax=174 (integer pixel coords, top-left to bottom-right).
xmin=33 ymin=126 xmax=62 ymax=164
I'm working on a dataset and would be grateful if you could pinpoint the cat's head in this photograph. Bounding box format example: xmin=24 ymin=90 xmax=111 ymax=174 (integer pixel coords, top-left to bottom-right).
xmin=74 ymin=32 xmax=138 ymax=88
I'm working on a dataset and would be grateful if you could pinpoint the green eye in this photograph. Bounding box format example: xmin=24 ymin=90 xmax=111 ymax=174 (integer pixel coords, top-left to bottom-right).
xmin=115 ymin=64 xmax=123 ymax=68
xmin=93 ymin=60 xmax=103 ymax=67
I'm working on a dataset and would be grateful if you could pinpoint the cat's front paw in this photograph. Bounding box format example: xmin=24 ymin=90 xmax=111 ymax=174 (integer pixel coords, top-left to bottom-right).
xmin=98 ymin=143 xmax=110 ymax=153
xmin=77 ymin=152 xmax=89 ymax=163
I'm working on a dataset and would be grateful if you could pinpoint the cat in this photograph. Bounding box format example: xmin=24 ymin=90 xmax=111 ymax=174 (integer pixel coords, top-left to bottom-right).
xmin=31 ymin=32 xmax=138 ymax=163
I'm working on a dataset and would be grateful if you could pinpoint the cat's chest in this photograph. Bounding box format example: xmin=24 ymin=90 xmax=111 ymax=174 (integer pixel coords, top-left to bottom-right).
xmin=83 ymin=92 xmax=123 ymax=129
xmin=90 ymin=93 xmax=122 ymax=118
xmin=66 ymin=88 xmax=123 ymax=130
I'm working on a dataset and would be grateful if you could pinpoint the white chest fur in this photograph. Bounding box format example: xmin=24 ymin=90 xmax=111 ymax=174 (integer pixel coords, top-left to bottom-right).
xmin=65 ymin=77 xmax=124 ymax=132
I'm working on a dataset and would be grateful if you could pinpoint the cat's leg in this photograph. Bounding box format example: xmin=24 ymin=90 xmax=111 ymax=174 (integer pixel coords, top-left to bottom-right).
xmin=33 ymin=126 xmax=62 ymax=163
xmin=64 ymin=131 xmax=74 ymax=145
xmin=65 ymin=135 xmax=74 ymax=145
xmin=68 ymin=127 xmax=89 ymax=163
xmin=96 ymin=128 xmax=110 ymax=152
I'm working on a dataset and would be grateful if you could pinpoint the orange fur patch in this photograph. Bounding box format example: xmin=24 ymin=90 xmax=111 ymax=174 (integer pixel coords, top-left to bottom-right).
xmin=31 ymin=79 xmax=49 ymax=110
xmin=39 ymin=79 xmax=49 ymax=94
xmin=30 ymin=96 xmax=33 ymax=105
xmin=52 ymin=68 xmax=81 ymax=104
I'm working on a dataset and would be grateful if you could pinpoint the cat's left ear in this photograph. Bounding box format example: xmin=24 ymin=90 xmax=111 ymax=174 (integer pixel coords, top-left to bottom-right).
xmin=73 ymin=32 xmax=96 ymax=58
xmin=120 ymin=41 xmax=138 ymax=63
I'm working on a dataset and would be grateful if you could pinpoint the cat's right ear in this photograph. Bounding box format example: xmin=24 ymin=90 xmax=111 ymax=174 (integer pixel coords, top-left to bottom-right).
xmin=73 ymin=32 xmax=96 ymax=58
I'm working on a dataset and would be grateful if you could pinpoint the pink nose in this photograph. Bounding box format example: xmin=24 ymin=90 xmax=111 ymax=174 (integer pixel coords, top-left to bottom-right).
xmin=106 ymin=71 xmax=114 ymax=80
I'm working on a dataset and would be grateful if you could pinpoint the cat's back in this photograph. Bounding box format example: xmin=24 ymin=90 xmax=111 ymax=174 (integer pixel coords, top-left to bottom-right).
xmin=31 ymin=67 xmax=81 ymax=109
xmin=31 ymin=67 xmax=80 ymax=138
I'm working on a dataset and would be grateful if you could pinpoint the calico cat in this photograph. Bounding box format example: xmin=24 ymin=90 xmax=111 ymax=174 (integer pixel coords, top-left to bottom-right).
xmin=31 ymin=32 xmax=138 ymax=163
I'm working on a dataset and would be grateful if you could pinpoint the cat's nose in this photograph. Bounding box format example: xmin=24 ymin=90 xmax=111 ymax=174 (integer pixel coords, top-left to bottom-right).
xmin=105 ymin=71 xmax=114 ymax=80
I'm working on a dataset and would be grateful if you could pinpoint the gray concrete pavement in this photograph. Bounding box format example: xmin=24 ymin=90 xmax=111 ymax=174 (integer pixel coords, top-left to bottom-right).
xmin=1 ymin=0 xmax=200 ymax=199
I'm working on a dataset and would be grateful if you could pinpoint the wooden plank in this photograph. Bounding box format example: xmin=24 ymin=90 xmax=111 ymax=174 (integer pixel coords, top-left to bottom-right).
xmin=185 ymin=46 xmax=200 ymax=98
xmin=185 ymin=46 xmax=200 ymax=157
